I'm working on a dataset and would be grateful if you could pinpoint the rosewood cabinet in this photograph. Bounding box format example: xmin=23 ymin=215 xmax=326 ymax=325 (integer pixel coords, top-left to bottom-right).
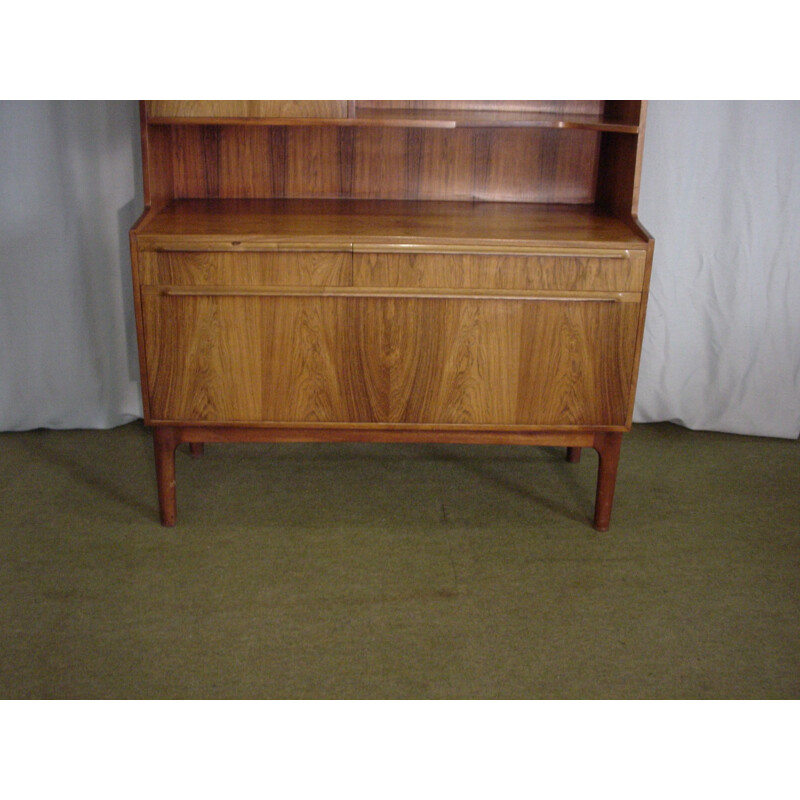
xmin=129 ymin=100 xmax=654 ymax=529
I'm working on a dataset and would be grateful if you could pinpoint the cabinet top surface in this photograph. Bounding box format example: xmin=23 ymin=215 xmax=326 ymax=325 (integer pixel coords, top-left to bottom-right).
xmin=135 ymin=199 xmax=649 ymax=250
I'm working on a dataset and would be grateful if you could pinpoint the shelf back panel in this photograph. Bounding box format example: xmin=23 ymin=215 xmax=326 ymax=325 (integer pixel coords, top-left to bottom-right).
xmin=355 ymin=100 xmax=605 ymax=115
xmin=147 ymin=100 xmax=348 ymax=119
xmin=164 ymin=125 xmax=601 ymax=203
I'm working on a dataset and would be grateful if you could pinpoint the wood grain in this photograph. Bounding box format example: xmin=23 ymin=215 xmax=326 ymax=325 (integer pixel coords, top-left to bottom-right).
xmin=153 ymin=427 xmax=178 ymax=526
xmin=139 ymin=103 xmax=173 ymax=210
xmin=139 ymin=250 xmax=352 ymax=286
xmin=157 ymin=287 xmax=639 ymax=304
xmin=393 ymin=298 xmax=638 ymax=426
xmin=166 ymin=125 xmax=601 ymax=203
xmin=602 ymin=101 xmax=644 ymax=127
xmin=624 ymin=237 xmax=656 ymax=428
xmin=131 ymin=99 xmax=654 ymax=528
xmin=387 ymin=298 xmax=520 ymax=424
xmin=353 ymin=252 xmax=645 ymax=293
xmin=516 ymin=299 xmax=639 ymax=426
xmin=135 ymin=199 xmax=649 ymax=250
xmin=355 ymin=100 xmax=605 ymax=114
xmin=259 ymin=297 xmax=373 ymax=422
xmin=139 ymin=248 xmax=644 ymax=293
xmin=142 ymin=292 xmax=639 ymax=427
xmin=155 ymin=423 xmax=601 ymax=445
xmin=350 ymin=108 xmax=638 ymax=133
xmin=143 ymin=293 xmax=264 ymax=421
xmin=128 ymin=236 xmax=153 ymax=421
xmin=592 ymin=431 xmax=623 ymax=531
xmin=596 ymin=102 xmax=648 ymax=220
xmin=146 ymin=101 xmax=348 ymax=119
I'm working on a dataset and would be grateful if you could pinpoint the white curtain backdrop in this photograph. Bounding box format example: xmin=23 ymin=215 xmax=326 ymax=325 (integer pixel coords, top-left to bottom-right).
xmin=1 ymin=100 xmax=798 ymax=437
xmin=635 ymin=101 xmax=800 ymax=438
xmin=0 ymin=101 xmax=143 ymax=429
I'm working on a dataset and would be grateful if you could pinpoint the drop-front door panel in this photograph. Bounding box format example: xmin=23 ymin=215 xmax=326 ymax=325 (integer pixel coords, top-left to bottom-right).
xmin=141 ymin=264 xmax=641 ymax=427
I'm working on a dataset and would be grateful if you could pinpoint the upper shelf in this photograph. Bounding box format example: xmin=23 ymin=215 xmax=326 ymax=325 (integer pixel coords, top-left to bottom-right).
xmin=145 ymin=101 xmax=641 ymax=134
xmin=353 ymin=108 xmax=639 ymax=133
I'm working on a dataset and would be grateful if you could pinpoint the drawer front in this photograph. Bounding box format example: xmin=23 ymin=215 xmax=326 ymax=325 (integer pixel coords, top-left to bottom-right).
xmin=353 ymin=250 xmax=645 ymax=293
xmin=139 ymin=250 xmax=352 ymax=287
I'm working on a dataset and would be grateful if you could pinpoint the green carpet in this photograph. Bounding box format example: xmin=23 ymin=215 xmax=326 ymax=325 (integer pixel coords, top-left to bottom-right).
xmin=1 ymin=421 xmax=798 ymax=698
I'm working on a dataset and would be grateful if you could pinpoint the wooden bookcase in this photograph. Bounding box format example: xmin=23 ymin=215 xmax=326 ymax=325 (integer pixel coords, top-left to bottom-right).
xmin=129 ymin=100 xmax=654 ymax=529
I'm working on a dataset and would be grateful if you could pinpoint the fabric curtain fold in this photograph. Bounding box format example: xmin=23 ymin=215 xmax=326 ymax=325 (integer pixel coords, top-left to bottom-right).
xmin=635 ymin=101 xmax=800 ymax=438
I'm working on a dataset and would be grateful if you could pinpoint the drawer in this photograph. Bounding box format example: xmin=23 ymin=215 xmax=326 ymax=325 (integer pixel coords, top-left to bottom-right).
xmin=138 ymin=250 xmax=352 ymax=287
xmin=353 ymin=250 xmax=645 ymax=293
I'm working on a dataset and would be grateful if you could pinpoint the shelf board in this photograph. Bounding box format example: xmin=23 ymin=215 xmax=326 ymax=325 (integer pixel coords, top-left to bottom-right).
xmin=147 ymin=109 xmax=639 ymax=134
xmin=147 ymin=115 xmax=457 ymax=129
xmin=134 ymin=198 xmax=649 ymax=251
xmin=353 ymin=108 xmax=640 ymax=133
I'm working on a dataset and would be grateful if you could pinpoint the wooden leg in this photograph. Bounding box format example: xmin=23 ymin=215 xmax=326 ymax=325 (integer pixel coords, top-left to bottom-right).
xmin=592 ymin=432 xmax=622 ymax=532
xmin=189 ymin=442 xmax=204 ymax=458
xmin=566 ymin=446 xmax=582 ymax=463
xmin=153 ymin=427 xmax=178 ymax=527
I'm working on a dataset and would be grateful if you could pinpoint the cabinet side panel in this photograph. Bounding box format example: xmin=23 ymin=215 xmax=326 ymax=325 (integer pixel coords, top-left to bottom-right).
xmin=595 ymin=103 xmax=647 ymax=219
xmin=624 ymin=240 xmax=655 ymax=427
xmin=141 ymin=124 xmax=174 ymax=209
xmin=129 ymin=240 xmax=152 ymax=421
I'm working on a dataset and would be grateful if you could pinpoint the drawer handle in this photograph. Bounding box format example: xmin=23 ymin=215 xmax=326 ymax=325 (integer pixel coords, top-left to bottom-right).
xmin=352 ymin=245 xmax=633 ymax=259
xmin=154 ymin=286 xmax=637 ymax=303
